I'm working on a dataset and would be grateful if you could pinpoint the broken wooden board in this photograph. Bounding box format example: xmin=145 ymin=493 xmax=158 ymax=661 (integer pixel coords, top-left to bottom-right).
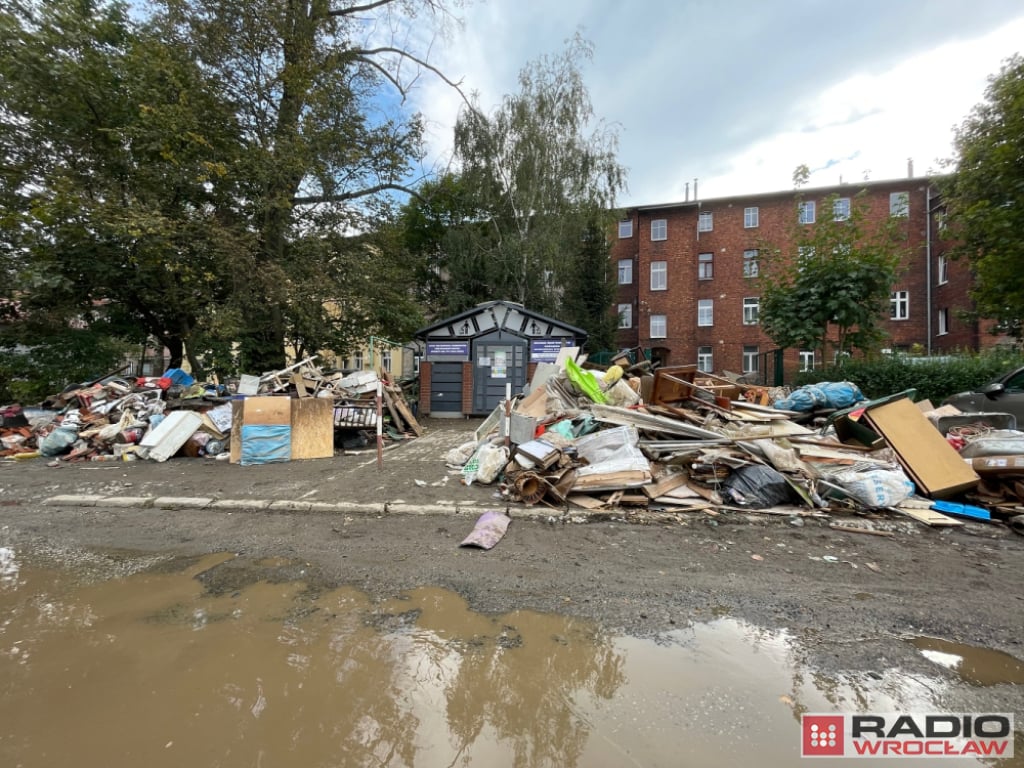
xmin=386 ymin=384 xmax=423 ymax=437
xmin=641 ymin=471 xmax=691 ymax=499
xmin=290 ymin=397 xmax=334 ymax=460
xmin=892 ymin=501 xmax=964 ymax=527
xmin=567 ymin=493 xmax=606 ymax=510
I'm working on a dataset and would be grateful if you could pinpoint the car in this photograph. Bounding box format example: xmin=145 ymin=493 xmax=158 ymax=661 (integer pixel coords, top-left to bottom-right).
xmin=942 ymin=366 xmax=1024 ymax=428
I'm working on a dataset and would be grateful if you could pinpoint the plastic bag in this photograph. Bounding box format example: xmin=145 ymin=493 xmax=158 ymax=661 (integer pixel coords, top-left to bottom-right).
xmin=39 ymin=427 xmax=78 ymax=457
xmin=475 ymin=443 xmax=509 ymax=484
xmin=720 ymin=464 xmax=794 ymax=508
xmin=564 ymin=358 xmax=607 ymax=404
xmin=831 ymin=468 xmax=914 ymax=507
xmin=773 ymin=382 xmax=864 ymax=412
xmin=445 ymin=440 xmax=478 ymax=468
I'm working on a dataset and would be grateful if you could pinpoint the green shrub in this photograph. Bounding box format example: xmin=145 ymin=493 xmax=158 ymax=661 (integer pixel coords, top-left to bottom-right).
xmin=794 ymin=349 xmax=1024 ymax=404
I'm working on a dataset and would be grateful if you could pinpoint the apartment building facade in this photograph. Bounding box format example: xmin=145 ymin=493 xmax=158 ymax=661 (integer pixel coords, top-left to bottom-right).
xmin=610 ymin=176 xmax=993 ymax=383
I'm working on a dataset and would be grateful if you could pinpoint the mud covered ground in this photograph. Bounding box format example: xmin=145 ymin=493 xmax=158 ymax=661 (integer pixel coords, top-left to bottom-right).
xmin=2 ymin=416 xmax=1023 ymax=716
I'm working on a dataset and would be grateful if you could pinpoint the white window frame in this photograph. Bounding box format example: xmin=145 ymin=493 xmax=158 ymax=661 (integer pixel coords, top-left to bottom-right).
xmin=651 ymin=219 xmax=667 ymax=241
xmin=742 ymin=297 xmax=759 ymax=326
xmin=890 ymin=191 xmax=909 ymax=217
xmin=833 ymin=197 xmax=851 ymax=221
xmin=890 ymin=290 xmax=909 ymax=321
xmin=617 ymin=304 xmax=632 ymax=329
xmin=938 ymin=308 xmax=949 ymax=336
xmin=354 ymin=350 xmax=364 ymax=369
xmin=698 ymin=252 xmax=713 ymax=280
xmin=742 ymin=345 xmax=759 ymax=374
xmin=650 ymin=313 xmax=667 ymax=338
xmin=382 ymin=348 xmax=392 ymax=373
xmin=698 ymin=211 xmax=713 ymax=232
xmin=799 ymin=350 xmax=815 ymax=372
xmin=697 ymin=299 xmax=713 ymax=327
xmin=937 ymin=254 xmax=948 ymax=285
xmin=697 ymin=346 xmax=713 ymax=373
xmin=798 ymin=200 xmax=816 ymax=224
xmin=743 ymin=249 xmax=759 ymax=278
xmin=618 ymin=259 xmax=632 ymax=285
xmin=618 ymin=219 xmax=633 ymax=238
xmin=744 ymin=207 xmax=759 ymax=228
xmin=650 ymin=261 xmax=667 ymax=291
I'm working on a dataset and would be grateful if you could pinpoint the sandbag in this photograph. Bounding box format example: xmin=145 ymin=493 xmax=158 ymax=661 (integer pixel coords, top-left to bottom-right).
xmin=831 ymin=468 xmax=914 ymax=507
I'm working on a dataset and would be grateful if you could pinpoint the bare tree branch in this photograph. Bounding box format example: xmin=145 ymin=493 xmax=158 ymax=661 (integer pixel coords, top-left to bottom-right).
xmin=352 ymin=45 xmax=469 ymax=102
xmin=292 ymin=182 xmax=425 ymax=205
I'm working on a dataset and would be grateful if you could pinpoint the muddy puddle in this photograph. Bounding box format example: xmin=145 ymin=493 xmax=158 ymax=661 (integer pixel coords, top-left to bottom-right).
xmin=0 ymin=548 xmax=1018 ymax=767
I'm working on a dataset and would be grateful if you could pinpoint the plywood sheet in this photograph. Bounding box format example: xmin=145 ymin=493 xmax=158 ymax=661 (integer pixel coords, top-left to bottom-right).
xmin=863 ymin=397 xmax=978 ymax=498
xmin=290 ymin=397 xmax=334 ymax=460
xmin=241 ymin=396 xmax=291 ymax=425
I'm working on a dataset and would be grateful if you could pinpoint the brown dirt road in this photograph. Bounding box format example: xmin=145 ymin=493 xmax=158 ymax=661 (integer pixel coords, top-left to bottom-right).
xmin=1 ymin=416 xmax=1023 ymax=718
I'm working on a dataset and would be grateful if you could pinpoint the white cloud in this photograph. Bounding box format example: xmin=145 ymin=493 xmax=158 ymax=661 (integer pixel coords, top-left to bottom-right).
xmin=407 ymin=1 xmax=1024 ymax=206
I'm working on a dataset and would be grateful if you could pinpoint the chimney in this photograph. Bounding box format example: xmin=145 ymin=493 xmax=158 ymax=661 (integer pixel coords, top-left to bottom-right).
xmin=694 ymin=178 xmax=699 ymax=201
xmin=684 ymin=182 xmax=689 ymax=202
xmin=908 ymin=158 xmax=914 ymax=178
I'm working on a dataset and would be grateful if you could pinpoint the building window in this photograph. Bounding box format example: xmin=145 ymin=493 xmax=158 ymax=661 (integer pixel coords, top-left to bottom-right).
xmin=937 ymin=254 xmax=948 ymax=285
xmin=617 ymin=304 xmax=632 ymax=329
xmin=618 ymin=219 xmax=633 ymax=238
xmin=890 ymin=191 xmax=909 ymax=217
xmin=698 ymin=211 xmax=713 ymax=232
xmin=743 ymin=249 xmax=759 ymax=278
xmin=743 ymin=345 xmax=759 ymax=374
xmin=382 ymin=348 xmax=392 ymax=373
xmin=744 ymin=207 xmax=759 ymax=228
xmin=938 ymin=308 xmax=949 ymax=335
xmin=697 ymin=346 xmax=713 ymax=373
xmin=698 ymin=252 xmax=713 ymax=280
xmin=890 ymin=290 xmax=909 ymax=321
xmin=650 ymin=314 xmax=667 ymax=338
xmin=798 ymin=200 xmax=816 ymax=224
xmin=799 ymin=350 xmax=815 ymax=371
xmin=354 ymin=350 xmax=364 ymax=369
xmin=697 ymin=299 xmax=713 ymax=327
xmin=618 ymin=259 xmax=632 ymax=284
xmin=651 ymin=219 xmax=667 ymax=241
xmin=650 ymin=261 xmax=667 ymax=291
xmin=833 ymin=197 xmax=851 ymax=221
xmin=742 ymin=297 xmax=759 ymax=325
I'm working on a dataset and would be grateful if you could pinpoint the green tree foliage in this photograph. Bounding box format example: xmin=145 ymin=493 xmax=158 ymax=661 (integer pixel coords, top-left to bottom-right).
xmin=450 ymin=32 xmax=627 ymax=318
xmin=757 ymin=190 xmax=909 ymax=361
xmin=153 ymin=0 xmax=456 ymax=372
xmin=1 ymin=0 xmax=454 ymax=389
xmin=937 ymin=54 xmax=1024 ymax=340
xmin=0 ymin=0 xmax=246 ymax=380
xmin=560 ymin=218 xmax=619 ymax=354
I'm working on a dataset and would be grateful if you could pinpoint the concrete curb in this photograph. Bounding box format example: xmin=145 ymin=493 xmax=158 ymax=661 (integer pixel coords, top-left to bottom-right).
xmin=40 ymin=494 xmax=547 ymax=518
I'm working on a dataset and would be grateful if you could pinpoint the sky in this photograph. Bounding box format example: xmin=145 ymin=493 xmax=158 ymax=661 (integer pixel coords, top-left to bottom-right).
xmin=406 ymin=0 xmax=1024 ymax=208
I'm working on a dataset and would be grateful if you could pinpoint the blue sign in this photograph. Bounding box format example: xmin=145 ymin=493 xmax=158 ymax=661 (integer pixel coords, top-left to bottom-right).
xmin=530 ymin=339 xmax=568 ymax=362
xmin=427 ymin=341 xmax=469 ymax=357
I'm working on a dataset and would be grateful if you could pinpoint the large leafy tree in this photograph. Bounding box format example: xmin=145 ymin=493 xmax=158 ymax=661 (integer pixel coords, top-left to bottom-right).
xmin=450 ymin=33 xmax=627 ymax=318
xmin=1 ymin=0 xmax=458 ymax=386
xmin=757 ymin=190 xmax=909 ymax=362
xmin=937 ymin=54 xmax=1024 ymax=339
xmin=153 ymin=0 xmax=459 ymax=372
xmin=0 ymin=0 xmax=247 ymax=380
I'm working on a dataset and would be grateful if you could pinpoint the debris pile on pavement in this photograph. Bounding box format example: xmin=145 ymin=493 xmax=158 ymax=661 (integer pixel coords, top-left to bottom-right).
xmin=0 ymin=357 xmax=421 ymax=464
xmin=449 ymin=359 xmax=1024 ymax=536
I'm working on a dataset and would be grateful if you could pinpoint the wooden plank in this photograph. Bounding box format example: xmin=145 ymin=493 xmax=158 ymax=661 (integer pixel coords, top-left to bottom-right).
xmin=381 ymin=387 xmax=406 ymax=432
xmin=387 ymin=385 xmax=423 ymax=437
xmin=290 ymin=398 xmax=334 ymax=460
xmin=567 ymin=493 xmax=606 ymax=510
xmin=893 ymin=505 xmax=964 ymax=527
xmin=642 ymin=471 xmax=690 ymax=499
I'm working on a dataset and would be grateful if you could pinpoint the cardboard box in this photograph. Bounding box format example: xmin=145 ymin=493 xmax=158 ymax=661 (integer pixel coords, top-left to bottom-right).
xmin=863 ymin=397 xmax=979 ymax=499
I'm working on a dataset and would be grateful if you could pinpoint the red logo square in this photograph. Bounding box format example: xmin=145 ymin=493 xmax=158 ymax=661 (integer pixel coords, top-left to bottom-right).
xmin=802 ymin=715 xmax=845 ymax=757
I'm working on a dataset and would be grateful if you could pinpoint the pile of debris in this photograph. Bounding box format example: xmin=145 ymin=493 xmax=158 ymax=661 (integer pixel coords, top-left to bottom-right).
xmin=0 ymin=356 xmax=421 ymax=464
xmin=449 ymin=359 xmax=1024 ymax=536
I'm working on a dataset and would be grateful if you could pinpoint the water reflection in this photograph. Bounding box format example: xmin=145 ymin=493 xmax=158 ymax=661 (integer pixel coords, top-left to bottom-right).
xmin=0 ymin=550 xmax=1014 ymax=768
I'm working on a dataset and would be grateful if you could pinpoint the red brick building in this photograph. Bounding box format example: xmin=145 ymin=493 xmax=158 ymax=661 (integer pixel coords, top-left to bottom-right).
xmin=609 ymin=175 xmax=1000 ymax=384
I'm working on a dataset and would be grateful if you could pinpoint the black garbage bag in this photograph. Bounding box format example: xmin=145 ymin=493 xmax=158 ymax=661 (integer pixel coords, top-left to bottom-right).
xmin=720 ymin=464 xmax=794 ymax=508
